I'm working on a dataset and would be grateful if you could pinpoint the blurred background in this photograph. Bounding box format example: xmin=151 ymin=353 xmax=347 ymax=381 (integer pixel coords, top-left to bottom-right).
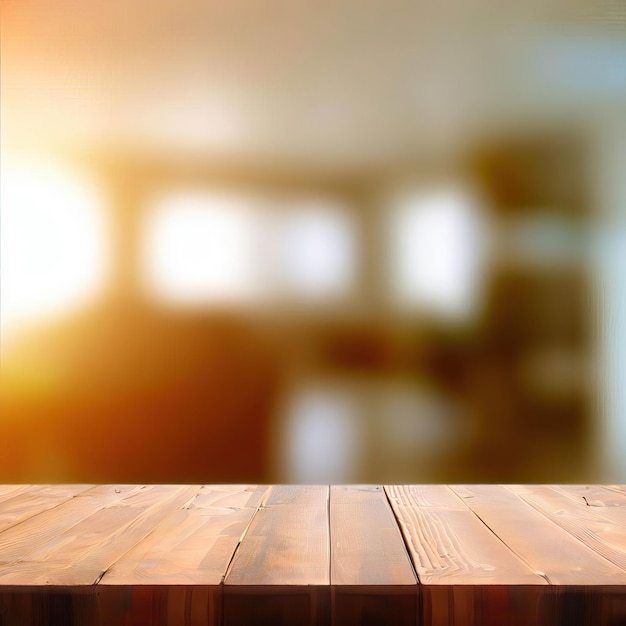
xmin=1 ymin=0 xmax=626 ymax=484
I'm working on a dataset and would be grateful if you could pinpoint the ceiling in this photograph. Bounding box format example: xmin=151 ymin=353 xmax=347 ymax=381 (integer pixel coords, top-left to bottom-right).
xmin=2 ymin=0 xmax=625 ymax=172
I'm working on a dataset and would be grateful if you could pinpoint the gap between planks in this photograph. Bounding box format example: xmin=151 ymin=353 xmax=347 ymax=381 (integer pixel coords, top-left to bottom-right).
xmin=380 ymin=484 xmax=420 ymax=584
xmin=91 ymin=485 xmax=203 ymax=586
xmin=0 ymin=485 xmax=201 ymax=586
xmin=450 ymin=485 xmax=626 ymax=586
xmin=504 ymin=485 xmax=626 ymax=574
xmin=221 ymin=485 xmax=273 ymax=584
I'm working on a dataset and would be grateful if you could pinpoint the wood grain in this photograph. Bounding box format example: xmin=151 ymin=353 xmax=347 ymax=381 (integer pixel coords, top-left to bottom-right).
xmin=0 ymin=484 xmax=625 ymax=626
xmin=0 ymin=485 xmax=30 ymax=504
xmin=508 ymin=485 xmax=626 ymax=572
xmin=101 ymin=485 xmax=267 ymax=585
xmin=96 ymin=485 xmax=268 ymax=626
xmin=554 ymin=485 xmax=626 ymax=508
xmin=385 ymin=485 xmax=542 ymax=585
xmin=330 ymin=485 xmax=417 ymax=625
xmin=0 ymin=485 xmax=146 ymax=567
xmin=385 ymin=485 xmax=546 ymax=626
xmin=225 ymin=485 xmax=329 ymax=586
xmin=451 ymin=485 xmax=626 ymax=586
xmin=0 ymin=484 xmax=92 ymax=534
xmin=0 ymin=485 xmax=198 ymax=585
xmin=223 ymin=485 xmax=330 ymax=626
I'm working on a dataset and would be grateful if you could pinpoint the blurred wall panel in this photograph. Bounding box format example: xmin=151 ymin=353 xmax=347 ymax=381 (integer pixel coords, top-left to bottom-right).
xmin=591 ymin=115 xmax=626 ymax=481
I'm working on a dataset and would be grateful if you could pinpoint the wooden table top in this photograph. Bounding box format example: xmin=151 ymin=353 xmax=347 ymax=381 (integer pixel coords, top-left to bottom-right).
xmin=0 ymin=484 xmax=625 ymax=625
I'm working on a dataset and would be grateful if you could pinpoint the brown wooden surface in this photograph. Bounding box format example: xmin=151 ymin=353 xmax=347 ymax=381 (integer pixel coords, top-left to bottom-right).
xmin=330 ymin=485 xmax=417 ymax=625
xmin=97 ymin=485 xmax=268 ymax=626
xmin=451 ymin=484 xmax=626 ymax=586
xmin=0 ymin=485 xmax=144 ymax=568
xmin=223 ymin=485 xmax=330 ymax=625
xmin=557 ymin=484 xmax=626 ymax=508
xmin=0 ymin=485 xmax=199 ymax=586
xmin=385 ymin=485 xmax=544 ymax=585
xmin=0 ymin=486 xmax=30 ymax=505
xmin=385 ymin=485 xmax=546 ymax=626
xmin=0 ymin=485 xmax=91 ymax=535
xmin=508 ymin=485 xmax=626 ymax=572
xmin=100 ymin=485 xmax=267 ymax=585
xmin=0 ymin=484 xmax=624 ymax=626
xmin=450 ymin=485 xmax=626 ymax=626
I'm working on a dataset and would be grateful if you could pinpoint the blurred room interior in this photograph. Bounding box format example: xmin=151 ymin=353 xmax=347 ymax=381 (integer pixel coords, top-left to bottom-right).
xmin=1 ymin=0 xmax=625 ymax=484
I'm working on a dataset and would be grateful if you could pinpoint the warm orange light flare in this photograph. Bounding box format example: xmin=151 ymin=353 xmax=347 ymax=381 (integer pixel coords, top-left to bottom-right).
xmin=0 ymin=158 xmax=109 ymax=341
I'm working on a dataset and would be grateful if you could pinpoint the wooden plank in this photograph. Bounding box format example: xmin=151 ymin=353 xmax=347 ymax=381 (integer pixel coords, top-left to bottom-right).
xmin=0 ymin=485 xmax=199 ymax=585
xmin=385 ymin=485 xmax=543 ymax=585
xmin=554 ymin=485 xmax=626 ymax=508
xmin=0 ymin=485 xmax=151 ymax=625
xmin=451 ymin=485 xmax=626 ymax=625
xmin=97 ymin=486 xmax=268 ymax=626
xmin=385 ymin=485 xmax=546 ymax=626
xmin=0 ymin=484 xmax=624 ymax=626
xmin=330 ymin=485 xmax=417 ymax=626
xmin=101 ymin=485 xmax=267 ymax=585
xmin=508 ymin=485 xmax=626 ymax=572
xmin=225 ymin=485 xmax=329 ymax=586
xmin=451 ymin=485 xmax=626 ymax=585
xmin=331 ymin=485 xmax=416 ymax=585
xmin=0 ymin=485 xmax=153 ymax=566
xmin=0 ymin=484 xmax=92 ymax=534
xmin=223 ymin=485 xmax=330 ymax=626
xmin=0 ymin=485 xmax=30 ymax=503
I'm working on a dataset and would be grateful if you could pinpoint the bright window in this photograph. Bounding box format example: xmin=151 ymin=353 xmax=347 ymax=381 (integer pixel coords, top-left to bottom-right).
xmin=1 ymin=157 xmax=108 ymax=337
xmin=142 ymin=190 xmax=261 ymax=305
xmin=142 ymin=191 xmax=358 ymax=308
xmin=273 ymin=200 xmax=357 ymax=301
xmin=279 ymin=384 xmax=363 ymax=483
xmin=387 ymin=186 xmax=489 ymax=320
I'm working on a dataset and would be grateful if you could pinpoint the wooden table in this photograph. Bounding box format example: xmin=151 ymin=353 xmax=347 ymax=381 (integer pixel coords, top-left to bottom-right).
xmin=0 ymin=484 xmax=625 ymax=625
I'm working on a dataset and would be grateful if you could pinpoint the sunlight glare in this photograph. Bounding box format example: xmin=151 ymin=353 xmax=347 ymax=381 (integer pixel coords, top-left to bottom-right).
xmin=388 ymin=186 xmax=489 ymax=320
xmin=142 ymin=191 xmax=260 ymax=305
xmin=0 ymin=158 xmax=108 ymax=337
